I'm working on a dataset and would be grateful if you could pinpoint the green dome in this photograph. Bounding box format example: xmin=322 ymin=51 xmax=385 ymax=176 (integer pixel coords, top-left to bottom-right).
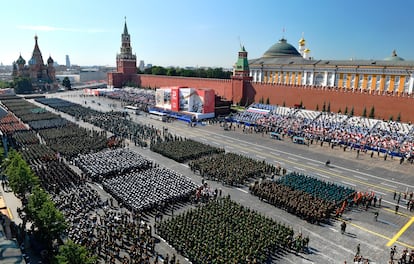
xmin=263 ymin=38 xmax=301 ymax=58
xmin=47 ymin=56 xmax=54 ymax=64
xmin=16 ymin=55 xmax=26 ymax=65
xmin=384 ymin=50 xmax=404 ymax=61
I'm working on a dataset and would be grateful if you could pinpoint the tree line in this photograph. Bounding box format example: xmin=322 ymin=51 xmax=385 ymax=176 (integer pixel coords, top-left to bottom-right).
xmin=139 ymin=65 xmax=232 ymax=79
xmin=1 ymin=149 xmax=95 ymax=263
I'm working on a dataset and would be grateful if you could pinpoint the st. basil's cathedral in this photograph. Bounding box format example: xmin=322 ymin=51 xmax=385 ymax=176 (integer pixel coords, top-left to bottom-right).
xmin=12 ymin=35 xmax=58 ymax=91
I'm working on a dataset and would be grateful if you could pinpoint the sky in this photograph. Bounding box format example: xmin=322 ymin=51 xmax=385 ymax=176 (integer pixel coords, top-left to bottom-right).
xmin=1 ymin=0 xmax=414 ymax=68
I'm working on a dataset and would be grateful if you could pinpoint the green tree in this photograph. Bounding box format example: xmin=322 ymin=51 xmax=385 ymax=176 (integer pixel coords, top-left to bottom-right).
xmin=266 ymin=97 xmax=270 ymax=105
xmin=327 ymin=102 xmax=331 ymax=112
xmin=0 ymin=80 xmax=14 ymax=89
xmin=62 ymin=77 xmax=72 ymax=90
xmin=362 ymin=107 xmax=367 ymax=117
xmin=151 ymin=66 xmax=167 ymax=75
xmin=27 ymin=186 xmax=66 ymax=246
xmin=13 ymin=77 xmax=33 ymax=94
xmin=315 ymin=104 xmax=319 ymax=111
xmin=369 ymin=106 xmax=375 ymax=118
xmin=3 ymin=150 xmax=38 ymax=198
xmin=397 ymin=112 xmax=401 ymax=122
xmin=282 ymin=101 xmax=286 ymax=107
xmin=389 ymin=115 xmax=394 ymax=121
xmin=344 ymin=106 xmax=348 ymax=115
xmin=350 ymin=107 xmax=354 ymax=116
xmin=322 ymin=101 xmax=326 ymax=112
xmin=54 ymin=240 xmax=96 ymax=264
xmin=338 ymin=108 xmax=342 ymax=114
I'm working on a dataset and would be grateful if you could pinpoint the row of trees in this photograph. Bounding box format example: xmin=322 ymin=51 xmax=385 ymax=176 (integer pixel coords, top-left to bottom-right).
xmin=139 ymin=65 xmax=232 ymax=79
xmin=2 ymin=150 xmax=95 ymax=263
xmin=1 ymin=77 xmax=71 ymax=94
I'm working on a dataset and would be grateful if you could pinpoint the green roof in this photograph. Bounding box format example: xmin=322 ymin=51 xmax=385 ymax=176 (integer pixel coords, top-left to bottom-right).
xmin=384 ymin=50 xmax=404 ymax=61
xmin=263 ymin=38 xmax=301 ymax=58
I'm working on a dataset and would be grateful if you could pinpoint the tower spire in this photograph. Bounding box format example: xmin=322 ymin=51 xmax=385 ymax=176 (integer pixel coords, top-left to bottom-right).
xmin=123 ymin=16 xmax=128 ymax=35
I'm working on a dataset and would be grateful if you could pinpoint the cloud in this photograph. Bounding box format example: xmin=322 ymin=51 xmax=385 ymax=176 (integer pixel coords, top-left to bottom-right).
xmin=16 ymin=25 xmax=106 ymax=33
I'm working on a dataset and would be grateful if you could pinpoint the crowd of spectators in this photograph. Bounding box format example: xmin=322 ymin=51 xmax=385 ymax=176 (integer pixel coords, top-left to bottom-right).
xmin=229 ymin=103 xmax=414 ymax=160
xmin=157 ymin=196 xmax=307 ymax=264
xmin=104 ymin=87 xmax=156 ymax=112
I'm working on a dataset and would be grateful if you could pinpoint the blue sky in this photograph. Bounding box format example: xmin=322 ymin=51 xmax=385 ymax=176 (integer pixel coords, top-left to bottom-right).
xmin=1 ymin=0 xmax=414 ymax=68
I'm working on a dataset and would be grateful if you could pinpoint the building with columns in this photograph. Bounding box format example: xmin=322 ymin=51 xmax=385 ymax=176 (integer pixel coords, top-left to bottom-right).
xmin=12 ymin=35 xmax=57 ymax=91
xmin=249 ymin=37 xmax=414 ymax=96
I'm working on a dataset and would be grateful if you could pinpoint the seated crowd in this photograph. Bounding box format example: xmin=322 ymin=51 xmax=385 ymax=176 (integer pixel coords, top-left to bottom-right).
xmin=231 ymin=103 xmax=414 ymax=159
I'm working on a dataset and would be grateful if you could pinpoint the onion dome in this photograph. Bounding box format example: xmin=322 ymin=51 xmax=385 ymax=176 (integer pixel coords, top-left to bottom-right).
xmin=299 ymin=37 xmax=306 ymax=46
xmin=263 ymin=38 xmax=301 ymax=58
xmin=47 ymin=56 xmax=54 ymax=64
xmin=384 ymin=50 xmax=404 ymax=61
xmin=16 ymin=54 xmax=26 ymax=65
xmin=304 ymin=48 xmax=311 ymax=53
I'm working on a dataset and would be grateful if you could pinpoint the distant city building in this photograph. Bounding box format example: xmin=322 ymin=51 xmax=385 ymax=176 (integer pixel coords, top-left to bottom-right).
xmin=65 ymin=55 xmax=71 ymax=68
xmin=139 ymin=60 xmax=145 ymax=72
xmin=12 ymin=35 xmax=58 ymax=91
xmin=107 ymin=19 xmax=139 ymax=87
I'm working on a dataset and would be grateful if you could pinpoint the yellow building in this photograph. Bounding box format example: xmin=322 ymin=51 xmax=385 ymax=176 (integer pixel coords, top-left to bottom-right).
xmin=249 ymin=37 xmax=414 ymax=95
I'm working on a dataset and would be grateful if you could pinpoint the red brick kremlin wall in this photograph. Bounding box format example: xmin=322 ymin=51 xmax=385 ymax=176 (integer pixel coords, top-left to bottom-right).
xmin=138 ymin=74 xmax=414 ymax=123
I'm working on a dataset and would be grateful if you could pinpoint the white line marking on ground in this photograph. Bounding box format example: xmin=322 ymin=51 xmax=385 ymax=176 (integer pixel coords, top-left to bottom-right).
xmin=236 ymin=188 xmax=249 ymax=194
xmin=270 ymin=152 xmax=280 ymax=156
xmin=240 ymin=150 xmax=248 ymax=154
xmin=381 ymin=182 xmax=397 ymax=188
xmin=369 ymin=190 xmax=387 ymax=196
xmin=315 ymin=173 xmax=331 ymax=179
xmin=293 ymin=167 xmax=306 ymax=171
xmin=306 ymin=161 xmax=318 ymax=166
xmin=181 ymin=164 xmax=189 ymax=168
xmin=287 ymin=157 xmax=298 ymax=161
xmin=329 ymin=227 xmax=339 ymax=233
xmin=353 ymin=175 xmax=368 ymax=181
xmin=341 ymin=181 xmax=357 ymax=187
xmin=256 ymin=155 xmax=265 ymax=159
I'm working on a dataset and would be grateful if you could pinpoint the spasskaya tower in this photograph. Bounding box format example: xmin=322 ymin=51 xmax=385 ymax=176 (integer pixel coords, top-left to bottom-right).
xmin=108 ymin=18 xmax=138 ymax=87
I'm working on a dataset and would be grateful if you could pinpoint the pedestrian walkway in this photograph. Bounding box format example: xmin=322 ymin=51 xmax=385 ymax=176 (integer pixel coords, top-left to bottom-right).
xmin=0 ymin=185 xmax=24 ymax=263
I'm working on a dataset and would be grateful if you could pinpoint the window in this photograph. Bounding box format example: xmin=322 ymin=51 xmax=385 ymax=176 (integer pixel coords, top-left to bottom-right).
xmin=395 ymin=76 xmax=400 ymax=90
xmin=358 ymin=74 xmax=363 ymax=89
xmin=404 ymin=76 xmax=410 ymax=93
xmin=343 ymin=74 xmax=348 ymax=88
xmin=384 ymin=76 xmax=390 ymax=91
xmin=367 ymin=75 xmax=372 ymax=89
xmin=376 ymin=75 xmax=381 ymax=91
xmin=350 ymin=74 xmax=356 ymax=88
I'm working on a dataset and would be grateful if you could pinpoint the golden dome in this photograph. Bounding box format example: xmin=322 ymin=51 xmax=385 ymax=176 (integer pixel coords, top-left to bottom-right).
xmin=304 ymin=48 xmax=310 ymax=53
xmin=299 ymin=37 xmax=306 ymax=45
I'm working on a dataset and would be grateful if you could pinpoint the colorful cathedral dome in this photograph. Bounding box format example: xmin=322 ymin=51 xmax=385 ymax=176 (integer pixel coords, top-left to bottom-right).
xmin=16 ymin=55 xmax=26 ymax=65
xmin=263 ymin=38 xmax=301 ymax=58
xmin=384 ymin=50 xmax=404 ymax=61
xmin=47 ymin=56 xmax=54 ymax=64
